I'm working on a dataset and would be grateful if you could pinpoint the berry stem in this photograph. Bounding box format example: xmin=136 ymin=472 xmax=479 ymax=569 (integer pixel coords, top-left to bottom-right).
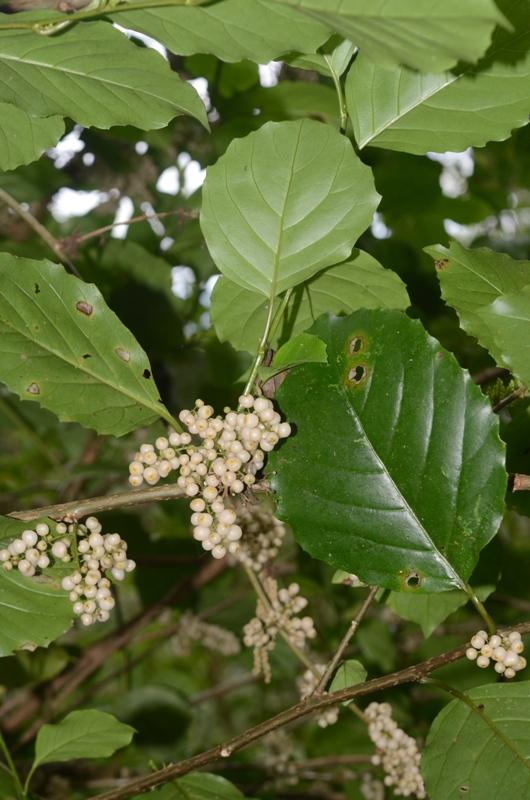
xmin=242 ymin=288 xmax=293 ymax=398
xmin=0 ymin=728 xmax=24 ymax=799
xmin=324 ymin=54 xmax=349 ymax=134
xmin=313 ymin=585 xmax=378 ymax=694
xmin=465 ymin=585 xmax=496 ymax=635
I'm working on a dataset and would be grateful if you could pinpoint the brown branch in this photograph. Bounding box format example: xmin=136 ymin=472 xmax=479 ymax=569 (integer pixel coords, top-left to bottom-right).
xmin=87 ymin=619 xmax=530 ymax=800
xmin=0 ymin=187 xmax=81 ymax=278
xmin=70 ymin=209 xmax=198 ymax=247
xmin=513 ymin=474 xmax=530 ymax=492
xmin=8 ymin=483 xmax=185 ymax=522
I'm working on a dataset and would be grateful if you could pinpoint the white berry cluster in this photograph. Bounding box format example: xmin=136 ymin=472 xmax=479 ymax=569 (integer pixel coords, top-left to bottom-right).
xmin=233 ymin=502 xmax=286 ymax=571
xmin=243 ymin=577 xmax=316 ymax=683
xmin=360 ymin=772 xmax=385 ymax=800
xmin=60 ymin=517 xmax=135 ymax=627
xmin=297 ymin=663 xmax=339 ymax=728
xmin=466 ymin=629 xmax=526 ymax=679
xmin=261 ymin=730 xmax=298 ymax=784
xmin=171 ymin=611 xmax=241 ymax=657
xmin=0 ymin=521 xmax=71 ymax=577
xmin=365 ymin=702 xmax=426 ymax=799
xmin=128 ymin=396 xmax=291 ymax=562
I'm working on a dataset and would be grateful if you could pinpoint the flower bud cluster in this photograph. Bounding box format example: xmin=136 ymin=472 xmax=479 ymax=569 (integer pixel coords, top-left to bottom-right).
xmin=233 ymin=502 xmax=286 ymax=571
xmin=171 ymin=611 xmax=241 ymax=657
xmin=297 ymin=664 xmax=339 ymax=728
xmin=243 ymin=577 xmax=316 ymax=683
xmin=128 ymin=396 xmax=291 ymax=562
xmin=466 ymin=629 xmax=526 ymax=679
xmin=60 ymin=517 xmax=135 ymax=627
xmin=365 ymin=702 xmax=426 ymax=799
xmin=0 ymin=522 xmax=70 ymax=577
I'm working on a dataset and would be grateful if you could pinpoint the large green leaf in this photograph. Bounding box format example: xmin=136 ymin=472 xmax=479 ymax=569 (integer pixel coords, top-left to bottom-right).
xmin=33 ymin=710 xmax=134 ymax=769
xmin=425 ymin=241 xmax=530 ymax=359
xmin=0 ymin=254 xmax=172 ymax=436
xmin=201 ymin=119 xmax=379 ymax=297
xmin=0 ymin=105 xmax=64 ymax=171
xmin=0 ymin=22 xmax=207 ymax=130
xmin=135 ymin=773 xmax=245 ymax=799
xmin=268 ymin=310 xmax=506 ymax=592
xmin=346 ymin=1 xmax=530 ymax=155
xmin=476 ymin=287 xmax=530 ymax=385
xmin=271 ymin=0 xmax=504 ymax=72
xmin=211 ymin=250 xmax=409 ymax=354
xmin=423 ymin=682 xmax=530 ymax=799
xmin=115 ymin=0 xmax=330 ymax=63
xmin=0 ymin=517 xmax=72 ymax=658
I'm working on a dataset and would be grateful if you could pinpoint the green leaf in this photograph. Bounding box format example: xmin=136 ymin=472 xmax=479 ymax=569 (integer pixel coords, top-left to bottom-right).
xmin=0 ymin=254 xmax=173 ymax=436
xmin=0 ymin=22 xmax=207 ymax=130
xmin=287 ymin=38 xmax=356 ymax=77
xmin=388 ymin=584 xmax=495 ymax=637
xmin=263 ymin=333 xmax=328 ymax=377
xmin=0 ymin=517 xmax=72 ymax=658
xmin=33 ymin=710 xmax=134 ymax=770
xmin=211 ymin=249 xmax=407 ymax=355
xmin=268 ymin=310 xmax=506 ymax=592
xmin=425 ymin=241 xmax=530 ymax=360
xmin=271 ymin=0 xmax=504 ymax=72
xmin=423 ymin=682 xmax=530 ymax=799
xmin=0 ymin=105 xmax=64 ymax=172
xmin=135 ymin=772 xmax=245 ymax=799
xmin=329 ymin=659 xmax=367 ymax=705
xmin=201 ymin=119 xmax=379 ymax=297
xmin=346 ymin=3 xmax=530 ymax=155
xmin=114 ymin=0 xmax=330 ymax=64
xmin=476 ymin=287 xmax=530 ymax=385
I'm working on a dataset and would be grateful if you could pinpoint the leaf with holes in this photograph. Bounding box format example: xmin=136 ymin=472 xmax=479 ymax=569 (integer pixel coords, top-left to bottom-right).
xmin=270 ymin=0 xmax=505 ymax=72
xmin=201 ymin=120 xmax=379 ymax=297
xmin=422 ymin=682 xmax=530 ymax=799
xmin=114 ymin=0 xmax=330 ymax=64
xmin=425 ymin=241 xmax=530 ymax=361
xmin=346 ymin=1 xmax=530 ymax=155
xmin=267 ymin=310 xmax=506 ymax=592
xmin=0 ymin=21 xmax=207 ymax=130
xmin=0 ymin=517 xmax=72 ymax=658
xmin=210 ymin=249 xmax=407 ymax=355
xmin=0 ymin=105 xmax=64 ymax=172
xmin=33 ymin=710 xmax=134 ymax=769
xmin=0 ymin=254 xmax=173 ymax=436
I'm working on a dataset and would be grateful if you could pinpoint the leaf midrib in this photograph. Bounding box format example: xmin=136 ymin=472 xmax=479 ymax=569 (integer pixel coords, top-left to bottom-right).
xmin=334 ymin=363 xmax=463 ymax=588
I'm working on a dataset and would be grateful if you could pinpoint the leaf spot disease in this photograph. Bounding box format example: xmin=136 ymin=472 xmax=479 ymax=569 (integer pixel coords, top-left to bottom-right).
xmin=349 ymin=335 xmax=366 ymax=354
xmin=26 ymin=382 xmax=40 ymax=395
xmin=115 ymin=347 xmax=131 ymax=362
xmin=404 ymin=571 xmax=422 ymax=589
xmin=435 ymin=259 xmax=449 ymax=271
xmin=76 ymin=300 xmax=93 ymax=316
xmin=348 ymin=364 xmax=367 ymax=384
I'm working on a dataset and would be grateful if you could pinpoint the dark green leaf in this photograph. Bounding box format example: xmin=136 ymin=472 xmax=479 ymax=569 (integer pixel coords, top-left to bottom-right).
xmin=135 ymin=772 xmax=245 ymax=799
xmin=268 ymin=310 xmax=506 ymax=592
xmin=0 ymin=105 xmax=64 ymax=171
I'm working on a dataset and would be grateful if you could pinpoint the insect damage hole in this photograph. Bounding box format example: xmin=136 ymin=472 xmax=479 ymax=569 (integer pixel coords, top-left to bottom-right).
xmin=26 ymin=382 xmax=40 ymax=395
xmin=142 ymin=369 xmax=151 ymax=379
xmin=349 ymin=336 xmax=365 ymax=354
xmin=81 ymin=353 xmax=91 ymax=360
xmin=34 ymin=283 xmax=40 ymax=294
xmin=348 ymin=365 xmax=366 ymax=384
xmin=405 ymin=572 xmax=422 ymax=589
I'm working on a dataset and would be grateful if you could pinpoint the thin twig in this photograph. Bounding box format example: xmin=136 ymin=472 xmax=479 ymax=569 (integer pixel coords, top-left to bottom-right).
xmin=71 ymin=209 xmax=198 ymax=246
xmin=7 ymin=483 xmax=185 ymax=522
xmin=0 ymin=187 xmax=81 ymax=278
xmin=493 ymin=386 xmax=527 ymax=413
xmin=314 ymin=586 xmax=378 ymax=694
